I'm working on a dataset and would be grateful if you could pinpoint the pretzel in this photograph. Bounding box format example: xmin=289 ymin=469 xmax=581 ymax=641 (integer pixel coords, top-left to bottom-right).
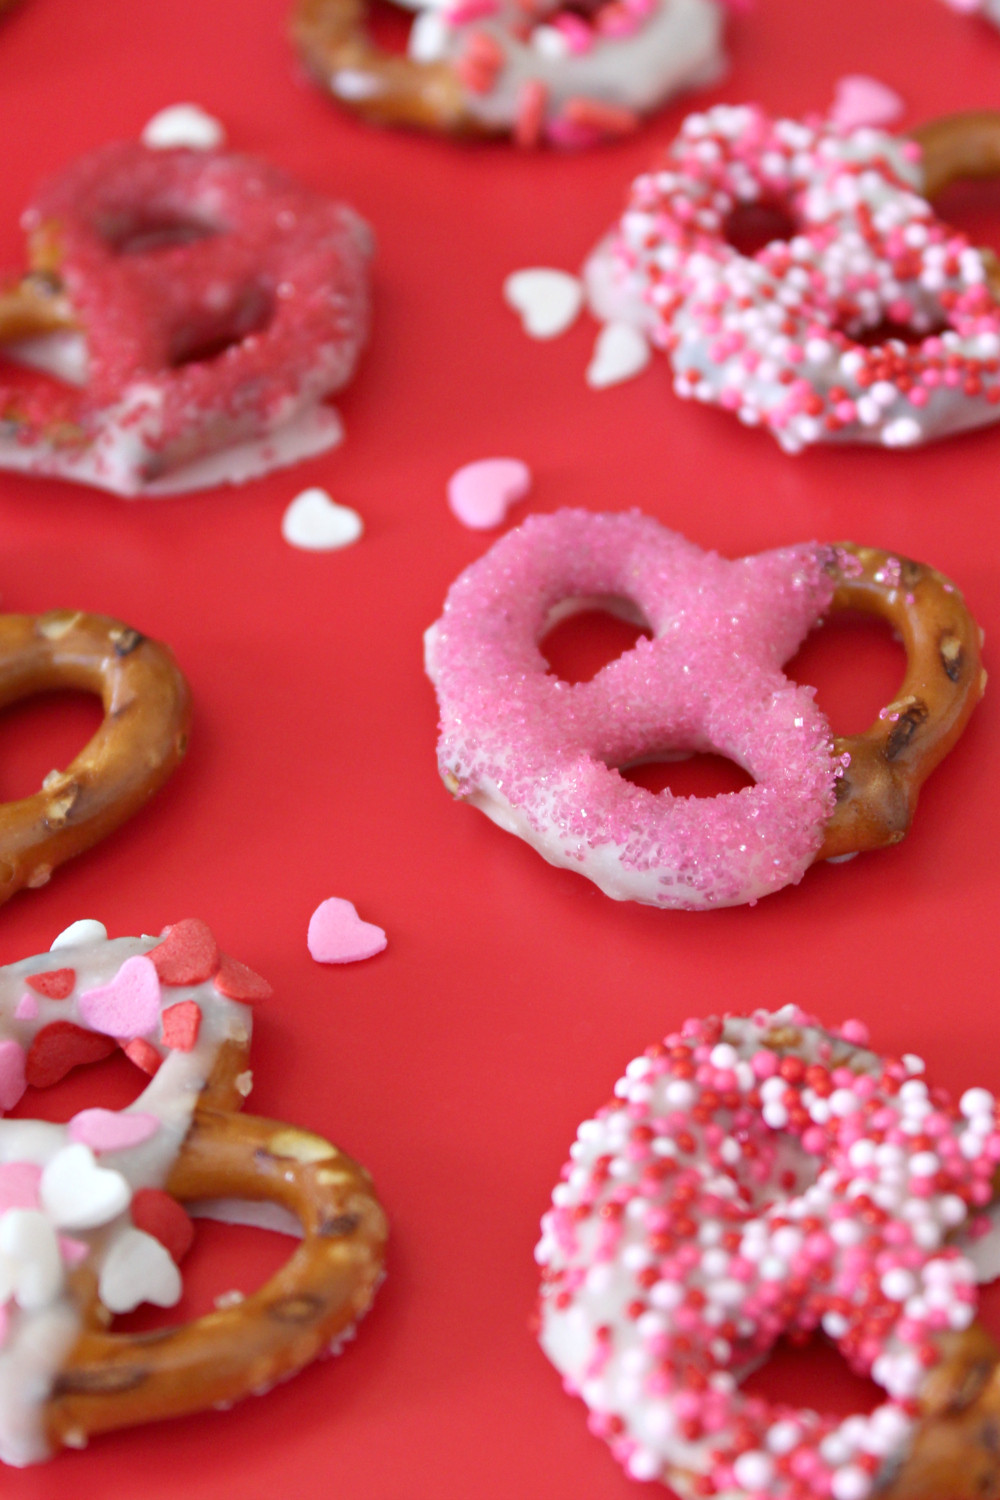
xmin=424 ymin=511 xmax=983 ymax=910
xmin=0 ymin=921 xmax=387 ymax=1464
xmin=292 ymin=0 xmax=725 ymax=147
xmin=536 ymin=1007 xmax=1000 ymax=1500
xmin=0 ymin=141 xmax=371 ymax=495
xmin=0 ymin=611 xmax=190 ymax=905
xmin=584 ymin=105 xmax=1000 ymax=449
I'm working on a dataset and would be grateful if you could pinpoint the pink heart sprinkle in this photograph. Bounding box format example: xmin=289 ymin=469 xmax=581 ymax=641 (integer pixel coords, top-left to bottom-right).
xmin=829 ymin=75 xmax=905 ymax=131
xmin=308 ymin=898 xmax=387 ymax=965
xmin=447 ymin=458 xmax=532 ymax=531
xmin=14 ymin=993 xmax=38 ymax=1022
xmin=0 ymin=1162 xmax=41 ymax=1213
xmin=78 ymin=955 xmax=161 ymax=1039
xmin=59 ymin=1236 xmax=90 ymax=1267
xmin=68 ymin=1108 xmax=160 ymax=1153
xmin=0 ymin=1041 xmax=26 ymax=1112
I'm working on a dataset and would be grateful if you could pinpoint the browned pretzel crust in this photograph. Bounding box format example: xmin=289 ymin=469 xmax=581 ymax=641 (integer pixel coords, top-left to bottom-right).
xmin=0 ymin=611 xmax=190 ymax=902
xmin=818 ymin=545 xmax=984 ymax=860
xmin=911 ymin=110 xmax=1000 ymax=296
xmin=44 ymin=1111 xmax=387 ymax=1450
xmin=293 ymin=0 xmax=476 ymax=135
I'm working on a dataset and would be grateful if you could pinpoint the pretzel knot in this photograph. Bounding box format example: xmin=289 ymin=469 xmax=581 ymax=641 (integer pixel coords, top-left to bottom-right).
xmin=586 ymin=106 xmax=1000 ymax=450
xmin=424 ymin=511 xmax=983 ymax=909
xmin=292 ymin=0 xmax=724 ymax=147
xmin=0 ymin=921 xmax=386 ymax=1465
xmin=536 ymin=1008 xmax=1000 ymax=1500
xmin=0 ymin=142 xmax=371 ymax=495
xmin=0 ymin=610 xmax=189 ymax=904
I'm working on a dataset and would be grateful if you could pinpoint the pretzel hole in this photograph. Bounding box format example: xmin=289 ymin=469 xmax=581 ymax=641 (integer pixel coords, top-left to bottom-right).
xmin=0 ymin=687 xmax=103 ymax=804
xmin=98 ymin=210 xmax=219 ymax=258
xmin=6 ymin=1046 xmax=148 ymax=1123
xmin=365 ymin=0 xmax=419 ymax=55
xmin=541 ymin=598 xmax=652 ymax=684
xmin=167 ymin=284 xmax=274 ymax=368
xmin=933 ymin=174 xmax=1000 ymax=263
xmin=617 ymin=753 xmax=755 ymax=799
xmin=786 ymin=608 xmax=906 ymax=737
xmin=723 ymin=200 xmax=797 ymax=258
xmin=740 ymin=1331 xmax=883 ymax=1421
xmin=113 ymin=1214 xmax=293 ymax=1334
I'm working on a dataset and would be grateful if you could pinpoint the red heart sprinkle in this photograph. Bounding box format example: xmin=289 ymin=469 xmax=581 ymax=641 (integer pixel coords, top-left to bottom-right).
xmin=130 ymin=1187 xmax=195 ymax=1264
xmin=161 ymin=1000 xmax=201 ymax=1052
xmin=25 ymin=1022 xmax=117 ymax=1089
xmin=26 ymin=968 xmax=76 ymax=1000
xmin=122 ymin=1037 xmax=162 ymax=1077
xmin=214 ymin=953 xmax=272 ymax=1004
xmin=148 ymin=919 xmax=220 ymax=987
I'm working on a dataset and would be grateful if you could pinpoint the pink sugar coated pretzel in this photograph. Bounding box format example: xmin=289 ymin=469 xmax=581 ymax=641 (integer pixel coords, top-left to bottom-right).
xmin=425 ymin=510 xmax=839 ymax=910
xmin=0 ymin=142 xmax=371 ymax=495
xmin=536 ymin=1007 xmax=1000 ymax=1500
xmin=585 ymin=105 xmax=1000 ymax=451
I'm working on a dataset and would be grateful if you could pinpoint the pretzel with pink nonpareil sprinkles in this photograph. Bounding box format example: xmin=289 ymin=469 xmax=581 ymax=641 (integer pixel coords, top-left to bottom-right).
xmin=536 ymin=1007 xmax=1000 ymax=1500
xmin=585 ymin=105 xmax=1000 ymax=451
xmin=424 ymin=511 xmax=983 ymax=910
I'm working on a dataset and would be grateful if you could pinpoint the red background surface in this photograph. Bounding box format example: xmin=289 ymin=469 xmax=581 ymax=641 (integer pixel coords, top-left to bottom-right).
xmin=0 ymin=0 xmax=998 ymax=1494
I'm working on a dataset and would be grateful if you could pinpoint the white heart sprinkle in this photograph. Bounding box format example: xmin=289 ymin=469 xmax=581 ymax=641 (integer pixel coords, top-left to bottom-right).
xmin=99 ymin=1227 xmax=182 ymax=1314
xmin=40 ymin=1144 xmax=131 ymax=1231
xmin=282 ymin=488 xmax=364 ymax=551
xmin=51 ymin=918 xmax=107 ymax=951
xmin=142 ymin=104 xmax=226 ymax=151
xmin=0 ymin=1210 xmax=63 ymax=1310
xmin=586 ymin=322 xmax=651 ymax=389
xmin=504 ymin=268 xmax=583 ymax=340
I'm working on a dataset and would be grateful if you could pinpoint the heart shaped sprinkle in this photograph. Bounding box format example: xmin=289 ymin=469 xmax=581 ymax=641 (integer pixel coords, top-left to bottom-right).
xmin=78 ymin=955 xmax=162 ymax=1039
xmin=141 ymin=103 xmax=226 ymax=151
xmin=161 ymin=1000 xmax=201 ymax=1052
xmin=50 ymin=919 xmax=107 ymax=951
xmin=58 ymin=1236 xmax=90 ymax=1267
xmin=503 ymin=268 xmax=583 ymax=339
xmin=213 ymin=953 xmax=272 ymax=1003
xmin=40 ymin=1144 xmax=132 ymax=1230
xmin=829 ymin=74 xmax=905 ymax=130
xmin=122 ymin=1037 xmax=163 ymax=1076
xmin=0 ymin=1210 xmax=63 ymax=1310
xmin=447 ymin=458 xmax=532 ymax=530
xmin=26 ymin=968 xmax=75 ymax=1000
xmin=0 ymin=1162 xmax=41 ymax=1213
xmin=149 ymin=919 xmax=219 ymax=986
xmin=14 ymin=993 xmax=38 ymax=1022
xmin=0 ymin=1041 xmax=26 ymax=1112
xmin=98 ymin=1227 xmax=182 ymax=1314
xmin=68 ymin=1108 xmax=160 ymax=1153
xmin=131 ymin=1188 xmax=195 ymax=1264
xmin=308 ymin=897 xmax=387 ymax=964
xmin=25 ymin=1021 xmax=116 ymax=1088
xmin=586 ymin=322 xmax=651 ymax=389
xmin=282 ymin=488 xmax=364 ymax=551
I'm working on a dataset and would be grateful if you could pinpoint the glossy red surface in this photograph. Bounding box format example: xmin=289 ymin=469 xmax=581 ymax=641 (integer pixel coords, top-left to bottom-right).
xmin=0 ymin=0 xmax=998 ymax=1494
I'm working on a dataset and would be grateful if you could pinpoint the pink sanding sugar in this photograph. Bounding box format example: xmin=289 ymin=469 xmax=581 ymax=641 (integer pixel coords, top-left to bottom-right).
xmin=424 ymin=510 xmax=839 ymax=910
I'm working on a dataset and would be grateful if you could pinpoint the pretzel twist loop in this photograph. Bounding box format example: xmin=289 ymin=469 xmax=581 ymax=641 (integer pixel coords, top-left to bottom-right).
xmin=0 ymin=611 xmax=190 ymax=903
xmin=820 ymin=545 xmax=985 ymax=860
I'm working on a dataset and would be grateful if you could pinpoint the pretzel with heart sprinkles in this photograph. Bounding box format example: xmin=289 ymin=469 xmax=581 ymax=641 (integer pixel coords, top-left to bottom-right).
xmin=0 ymin=918 xmax=386 ymax=1465
xmin=292 ymin=0 xmax=724 ymax=147
xmin=585 ymin=106 xmax=1000 ymax=450
xmin=424 ymin=511 xmax=983 ymax=909
xmin=0 ymin=141 xmax=371 ymax=495
xmin=536 ymin=1007 xmax=1000 ymax=1500
xmin=0 ymin=610 xmax=190 ymax=905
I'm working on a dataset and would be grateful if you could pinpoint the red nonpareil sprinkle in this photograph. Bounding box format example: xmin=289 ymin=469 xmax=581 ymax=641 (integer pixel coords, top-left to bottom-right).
xmin=130 ymin=1187 xmax=195 ymax=1264
xmin=161 ymin=1000 xmax=201 ymax=1053
xmin=122 ymin=1036 xmax=162 ymax=1077
xmin=214 ymin=953 xmax=273 ymax=1004
xmin=25 ymin=1021 xmax=116 ymax=1089
xmin=148 ymin=918 xmax=220 ymax=986
xmin=25 ymin=968 xmax=76 ymax=1000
